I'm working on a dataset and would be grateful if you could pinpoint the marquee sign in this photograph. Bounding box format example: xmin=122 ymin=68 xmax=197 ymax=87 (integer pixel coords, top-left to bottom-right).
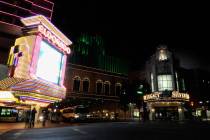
xmin=20 ymin=15 xmax=72 ymax=54
xmin=143 ymin=91 xmax=190 ymax=101
xmin=143 ymin=92 xmax=161 ymax=101
xmin=171 ymin=91 xmax=190 ymax=100
xmin=38 ymin=25 xmax=71 ymax=54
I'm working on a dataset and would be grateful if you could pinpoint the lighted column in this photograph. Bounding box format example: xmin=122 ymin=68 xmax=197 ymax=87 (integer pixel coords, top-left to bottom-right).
xmin=178 ymin=107 xmax=184 ymax=121
xmin=149 ymin=108 xmax=155 ymax=121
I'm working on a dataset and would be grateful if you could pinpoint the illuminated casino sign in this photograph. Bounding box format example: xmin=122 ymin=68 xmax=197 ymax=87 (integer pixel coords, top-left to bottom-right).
xmin=0 ymin=15 xmax=73 ymax=102
xmin=172 ymin=91 xmax=190 ymax=100
xmin=143 ymin=91 xmax=190 ymax=102
xmin=38 ymin=25 xmax=71 ymax=54
xmin=143 ymin=92 xmax=161 ymax=101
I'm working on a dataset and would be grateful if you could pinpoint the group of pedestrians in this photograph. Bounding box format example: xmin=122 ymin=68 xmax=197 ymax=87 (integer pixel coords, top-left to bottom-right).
xmin=25 ymin=108 xmax=37 ymax=128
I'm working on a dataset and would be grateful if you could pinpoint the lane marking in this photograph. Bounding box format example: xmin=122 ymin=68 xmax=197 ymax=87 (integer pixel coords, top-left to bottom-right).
xmin=72 ymin=128 xmax=87 ymax=135
xmin=13 ymin=131 xmax=25 ymax=139
xmin=14 ymin=132 xmax=22 ymax=136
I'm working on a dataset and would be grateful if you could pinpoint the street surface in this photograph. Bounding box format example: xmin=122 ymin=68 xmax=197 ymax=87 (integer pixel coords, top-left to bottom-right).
xmin=1 ymin=121 xmax=210 ymax=140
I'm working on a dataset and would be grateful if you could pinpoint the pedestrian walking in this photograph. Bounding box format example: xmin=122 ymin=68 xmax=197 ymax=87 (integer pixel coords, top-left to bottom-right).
xmin=25 ymin=110 xmax=31 ymax=128
xmin=42 ymin=109 xmax=48 ymax=127
xmin=31 ymin=108 xmax=37 ymax=128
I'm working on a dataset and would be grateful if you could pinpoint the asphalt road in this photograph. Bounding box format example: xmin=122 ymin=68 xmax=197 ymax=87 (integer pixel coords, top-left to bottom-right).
xmin=1 ymin=121 xmax=210 ymax=140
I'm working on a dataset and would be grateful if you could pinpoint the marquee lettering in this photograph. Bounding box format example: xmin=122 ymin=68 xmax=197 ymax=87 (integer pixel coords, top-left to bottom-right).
xmin=172 ymin=91 xmax=190 ymax=100
xmin=143 ymin=92 xmax=161 ymax=101
xmin=38 ymin=25 xmax=71 ymax=54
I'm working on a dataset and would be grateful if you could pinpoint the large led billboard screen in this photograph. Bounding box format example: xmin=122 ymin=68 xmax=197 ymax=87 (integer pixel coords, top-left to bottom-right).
xmin=36 ymin=41 xmax=63 ymax=84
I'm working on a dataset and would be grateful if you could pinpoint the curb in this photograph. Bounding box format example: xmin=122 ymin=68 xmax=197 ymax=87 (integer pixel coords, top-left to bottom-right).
xmin=0 ymin=129 xmax=10 ymax=136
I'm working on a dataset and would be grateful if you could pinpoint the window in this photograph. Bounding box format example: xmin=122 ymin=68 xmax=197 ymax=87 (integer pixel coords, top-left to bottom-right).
xmin=73 ymin=76 xmax=80 ymax=92
xmin=115 ymin=83 xmax=122 ymax=96
xmin=159 ymin=49 xmax=168 ymax=61
xmin=104 ymin=81 xmax=110 ymax=95
xmin=83 ymin=78 xmax=89 ymax=93
xmin=96 ymin=80 xmax=103 ymax=94
xmin=157 ymin=75 xmax=173 ymax=91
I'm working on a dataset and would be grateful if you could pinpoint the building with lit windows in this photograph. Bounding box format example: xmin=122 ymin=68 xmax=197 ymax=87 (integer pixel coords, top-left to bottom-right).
xmin=64 ymin=64 xmax=128 ymax=116
xmin=141 ymin=46 xmax=190 ymax=121
xmin=70 ymin=34 xmax=128 ymax=75
xmin=129 ymin=46 xmax=210 ymax=121
xmin=64 ymin=34 xmax=129 ymax=118
xmin=0 ymin=0 xmax=54 ymax=65
xmin=0 ymin=0 xmax=54 ymax=24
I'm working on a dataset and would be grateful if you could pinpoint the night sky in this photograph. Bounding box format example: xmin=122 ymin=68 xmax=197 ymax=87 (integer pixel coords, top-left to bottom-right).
xmin=52 ymin=1 xmax=210 ymax=71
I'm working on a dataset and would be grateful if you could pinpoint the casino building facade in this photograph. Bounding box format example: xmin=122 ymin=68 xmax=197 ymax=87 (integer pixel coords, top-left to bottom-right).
xmin=143 ymin=46 xmax=190 ymax=121
xmin=0 ymin=15 xmax=71 ymax=122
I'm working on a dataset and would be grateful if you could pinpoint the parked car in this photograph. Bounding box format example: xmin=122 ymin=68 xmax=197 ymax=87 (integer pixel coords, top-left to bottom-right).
xmin=61 ymin=106 xmax=90 ymax=122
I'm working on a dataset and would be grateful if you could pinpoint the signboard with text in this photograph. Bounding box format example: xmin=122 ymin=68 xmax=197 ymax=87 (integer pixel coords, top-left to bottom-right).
xmin=143 ymin=91 xmax=190 ymax=102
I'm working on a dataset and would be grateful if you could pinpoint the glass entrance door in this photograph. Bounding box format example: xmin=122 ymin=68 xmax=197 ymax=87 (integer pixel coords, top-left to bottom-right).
xmin=154 ymin=107 xmax=178 ymax=120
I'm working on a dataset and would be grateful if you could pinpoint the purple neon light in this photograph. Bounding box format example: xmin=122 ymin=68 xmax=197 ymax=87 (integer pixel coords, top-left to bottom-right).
xmin=27 ymin=1 xmax=53 ymax=12
xmin=0 ymin=10 xmax=22 ymax=19
xmin=20 ymin=96 xmax=53 ymax=103
xmin=43 ymin=0 xmax=54 ymax=5
xmin=50 ymin=2 xmax=54 ymax=20
xmin=0 ymin=20 xmax=22 ymax=28
xmin=0 ymin=1 xmax=34 ymax=13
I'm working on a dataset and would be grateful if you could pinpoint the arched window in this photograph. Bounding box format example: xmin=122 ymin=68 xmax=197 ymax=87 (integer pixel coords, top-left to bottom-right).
xmin=96 ymin=80 xmax=103 ymax=94
xmin=115 ymin=83 xmax=122 ymax=96
xmin=104 ymin=81 xmax=110 ymax=95
xmin=73 ymin=76 xmax=80 ymax=92
xmin=83 ymin=78 xmax=89 ymax=93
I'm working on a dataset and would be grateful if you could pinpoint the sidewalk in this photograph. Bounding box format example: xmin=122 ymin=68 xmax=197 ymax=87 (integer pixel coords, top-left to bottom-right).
xmin=0 ymin=121 xmax=75 ymax=135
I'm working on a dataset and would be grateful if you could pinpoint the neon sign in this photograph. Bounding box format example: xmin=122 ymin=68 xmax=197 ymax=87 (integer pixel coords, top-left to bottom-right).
xmin=143 ymin=92 xmax=161 ymax=101
xmin=143 ymin=91 xmax=190 ymax=101
xmin=38 ymin=25 xmax=71 ymax=54
xmin=172 ymin=91 xmax=189 ymax=100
